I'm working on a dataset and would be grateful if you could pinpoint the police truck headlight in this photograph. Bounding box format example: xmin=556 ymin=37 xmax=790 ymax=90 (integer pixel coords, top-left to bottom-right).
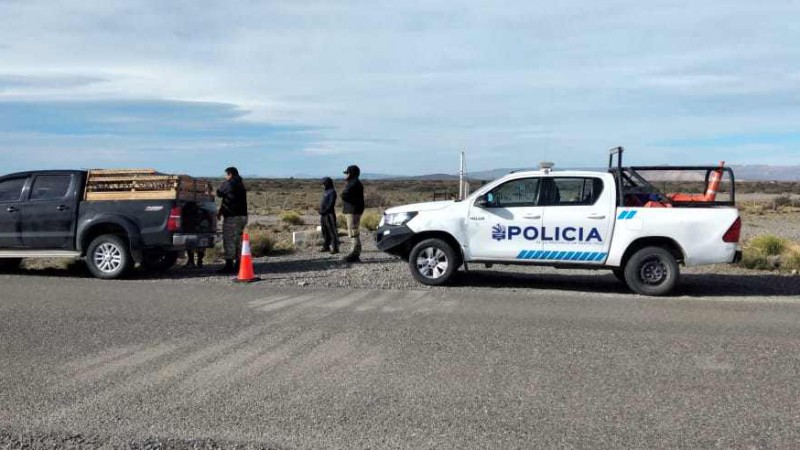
xmin=382 ymin=212 xmax=418 ymax=227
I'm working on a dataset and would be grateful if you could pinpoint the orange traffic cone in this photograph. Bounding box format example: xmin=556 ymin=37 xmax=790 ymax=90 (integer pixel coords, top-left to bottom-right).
xmin=234 ymin=233 xmax=261 ymax=283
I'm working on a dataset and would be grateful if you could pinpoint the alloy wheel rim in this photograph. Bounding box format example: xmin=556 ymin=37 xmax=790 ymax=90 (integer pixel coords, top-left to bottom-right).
xmin=416 ymin=247 xmax=449 ymax=279
xmin=93 ymin=243 xmax=123 ymax=273
xmin=639 ymin=256 xmax=667 ymax=285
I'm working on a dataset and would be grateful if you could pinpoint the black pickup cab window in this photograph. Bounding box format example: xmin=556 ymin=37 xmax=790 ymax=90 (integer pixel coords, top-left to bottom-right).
xmin=30 ymin=175 xmax=72 ymax=201
xmin=0 ymin=178 xmax=27 ymax=202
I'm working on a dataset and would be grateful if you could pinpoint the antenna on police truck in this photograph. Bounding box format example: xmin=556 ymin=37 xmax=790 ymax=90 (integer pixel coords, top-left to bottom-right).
xmin=458 ymin=149 xmax=467 ymax=200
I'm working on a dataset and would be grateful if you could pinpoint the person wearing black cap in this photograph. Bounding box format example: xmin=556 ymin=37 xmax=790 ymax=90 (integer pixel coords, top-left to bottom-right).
xmin=216 ymin=166 xmax=248 ymax=274
xmin=341 ymin=165 xmax=365 ymax=262
xmin=319 ymin=177 xmax=339 ymax=254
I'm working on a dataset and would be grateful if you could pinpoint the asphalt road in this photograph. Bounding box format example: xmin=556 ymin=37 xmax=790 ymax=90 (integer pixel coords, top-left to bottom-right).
xmin=2 ymin=275 xmax=800 ymax=448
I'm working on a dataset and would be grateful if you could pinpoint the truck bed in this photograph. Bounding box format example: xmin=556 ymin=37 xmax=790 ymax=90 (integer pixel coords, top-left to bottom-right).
xmin=84 ymin=169 xmax=214 ymax=202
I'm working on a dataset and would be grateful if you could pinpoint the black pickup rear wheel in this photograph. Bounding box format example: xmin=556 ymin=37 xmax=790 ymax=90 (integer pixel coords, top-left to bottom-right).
xmin=623 ymin=246 xmax=679 ymax=296
xmin=86 ymin=234 xmax=132 ymax=280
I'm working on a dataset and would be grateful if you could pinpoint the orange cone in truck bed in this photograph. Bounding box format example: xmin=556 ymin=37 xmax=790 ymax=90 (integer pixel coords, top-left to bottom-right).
xmin=666 ymin=161 xmax=726 ymax=204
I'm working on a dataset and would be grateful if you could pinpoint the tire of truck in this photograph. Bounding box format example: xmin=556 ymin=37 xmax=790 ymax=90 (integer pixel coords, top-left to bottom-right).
xmin=86 ymin=234 xmax=133 ymax=280
xmin=0 ymin=258 xmax=22 ymax=272
xmin=623 ymin=246 xmax=680 ymax=296
xmin=141 ymin=250 xmax=180 ymax=272
xmin=408 ymin=238 xmax=459 ymax=286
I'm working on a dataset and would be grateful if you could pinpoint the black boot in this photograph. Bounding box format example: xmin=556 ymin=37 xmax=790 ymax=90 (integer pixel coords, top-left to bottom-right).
xmin=217 ymin=259 xmax=235 ymax=274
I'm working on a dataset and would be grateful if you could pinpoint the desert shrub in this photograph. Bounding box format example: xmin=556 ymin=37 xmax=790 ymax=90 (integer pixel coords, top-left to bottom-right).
xmin=749 ymin=235 xmax=787 ymax=256
xmin=297 ymin=230 xmax=324 ymax=248
xmin=248 ymin=229 xmax=275 ymax=257
xmin=280 ymin=211 xmax=304 ymax=226
xmin=741 ymin=203 xmax=767 ymax=216
xmin=360 ymin=211 xmax=381 ymax=231
xmin=364 ymin=192 xmax=387 ymax=209
xmin=739 ymin=235 xmax=800 ymax=271
xmin=784 ymin=251 xmax=800 ymax=271
xmin=272 ymin=241 xmax=296 ymax=255
xmin=773 ymin=195 xmax=792 ymax=208
xmin=739 ymin=251 xmax=773 ymax=271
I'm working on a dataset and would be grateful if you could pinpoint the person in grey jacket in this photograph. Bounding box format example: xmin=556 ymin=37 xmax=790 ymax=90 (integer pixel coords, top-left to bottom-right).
xmin=319 ymin=177 xmax=339 ymax=254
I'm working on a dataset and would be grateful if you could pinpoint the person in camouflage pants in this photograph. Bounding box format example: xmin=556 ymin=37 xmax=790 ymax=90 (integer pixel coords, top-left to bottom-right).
xmin=216 ymin=167 xmax=248 ymax=274
xmin=222 ymin=216 xmax=248 ymax=263
xmin=341 ymin=165 xmax=365 ymax=263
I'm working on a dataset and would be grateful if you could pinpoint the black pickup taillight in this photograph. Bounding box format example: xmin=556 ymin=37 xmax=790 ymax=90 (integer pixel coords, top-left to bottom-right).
xmin=723 ymin=217 xmax=741 ymax=243
xmin=167 ymin=206 xmax=182 ymax=231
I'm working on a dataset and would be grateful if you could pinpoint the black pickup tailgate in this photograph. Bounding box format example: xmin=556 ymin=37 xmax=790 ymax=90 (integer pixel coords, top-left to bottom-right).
xmin=180 ymin=200 xmax=216 ymax=234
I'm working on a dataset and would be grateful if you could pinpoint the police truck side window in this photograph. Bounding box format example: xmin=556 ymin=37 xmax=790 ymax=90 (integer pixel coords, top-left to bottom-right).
xmin=548 ymin=178 xmax=603 ymax=206
xmin=491 ymin=178 xmax=540 ymax=207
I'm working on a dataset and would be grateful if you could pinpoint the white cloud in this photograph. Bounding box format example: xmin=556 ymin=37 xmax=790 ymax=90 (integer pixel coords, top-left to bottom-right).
xmin=0 ymin=0 xmax=798 ymax=175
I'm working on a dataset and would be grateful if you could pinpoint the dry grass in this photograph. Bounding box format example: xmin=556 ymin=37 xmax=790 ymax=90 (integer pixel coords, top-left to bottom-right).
xmin=280 ymin=211 xmax=304 ymax=225
xmin=248 ymin=228 xmax=276 ymax=257
xmin=360 ymin=211 xmax=381 ymax=231
xmin=201 ymin=178 xmax=467 ymax=216
xmin=739 ymin=234 xmax=800 ymax=271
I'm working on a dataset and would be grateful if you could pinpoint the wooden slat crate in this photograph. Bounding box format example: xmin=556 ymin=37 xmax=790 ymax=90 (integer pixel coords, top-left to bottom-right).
xmin=84 ymin=169 xmax=214 ymax=202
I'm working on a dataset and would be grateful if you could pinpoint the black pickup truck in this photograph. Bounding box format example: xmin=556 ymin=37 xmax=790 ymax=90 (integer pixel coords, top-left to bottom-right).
xmin=0 ymin=170 xmax=217 ymax=279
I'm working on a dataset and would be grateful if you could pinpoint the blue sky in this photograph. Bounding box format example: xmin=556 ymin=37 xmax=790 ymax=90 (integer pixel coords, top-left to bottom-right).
xmin=0 ymin=0 xmax=798 ymax=177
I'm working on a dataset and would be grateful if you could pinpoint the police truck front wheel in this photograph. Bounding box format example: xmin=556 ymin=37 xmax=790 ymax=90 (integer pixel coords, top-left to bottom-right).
xmin=409 ymin=238 xmax=458 ymax=286
xmin=623 ymin=246 xmax=679 ymax=296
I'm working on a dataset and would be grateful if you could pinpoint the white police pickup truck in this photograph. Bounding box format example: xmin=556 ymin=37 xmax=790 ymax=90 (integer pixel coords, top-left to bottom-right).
xmin=376 ymin=148 xmax=742 ymax=296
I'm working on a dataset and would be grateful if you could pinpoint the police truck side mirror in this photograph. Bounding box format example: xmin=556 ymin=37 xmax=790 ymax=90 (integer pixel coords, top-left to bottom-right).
xmin=475 ymin=193 xmax=494 ymax=208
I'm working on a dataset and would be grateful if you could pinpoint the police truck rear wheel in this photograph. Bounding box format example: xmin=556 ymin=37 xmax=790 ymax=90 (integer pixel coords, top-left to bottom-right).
xmin=624 ymin=246 xmax=679 ymax=296
xmin=409 ymin=238 xmax=458 ymax=286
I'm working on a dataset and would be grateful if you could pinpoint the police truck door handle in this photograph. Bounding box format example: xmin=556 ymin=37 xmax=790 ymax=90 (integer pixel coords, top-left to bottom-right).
xmin=523 ymin=214 xmax=541 ymax=220
xmin=588 ymin=214 xmax=606 ymax=219
xmin=6 ymin=206 xmax=18 ymax=213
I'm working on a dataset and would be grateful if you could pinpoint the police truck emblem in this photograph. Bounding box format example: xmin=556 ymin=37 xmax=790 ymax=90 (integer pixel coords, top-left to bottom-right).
xmin=491 ymin=224 xmax=506 ymax=241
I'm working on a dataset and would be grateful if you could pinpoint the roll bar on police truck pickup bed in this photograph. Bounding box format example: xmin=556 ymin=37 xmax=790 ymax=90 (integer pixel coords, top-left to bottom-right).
xmin=608 ymin=146 xmax=736 ymax=208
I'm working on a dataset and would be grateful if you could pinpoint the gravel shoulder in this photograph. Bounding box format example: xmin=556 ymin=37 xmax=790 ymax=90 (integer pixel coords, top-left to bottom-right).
xmin=10 ymin=236 xmax=800 ymax=299
xmin=8 ymin=211 xmax=800 ymax=297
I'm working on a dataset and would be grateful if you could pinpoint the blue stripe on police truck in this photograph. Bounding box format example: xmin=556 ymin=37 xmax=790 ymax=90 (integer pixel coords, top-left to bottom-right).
xmin=516 ymin=250 xmax=607 ymax=261
xmin=617 ymin=210 xmax=638 ymax=220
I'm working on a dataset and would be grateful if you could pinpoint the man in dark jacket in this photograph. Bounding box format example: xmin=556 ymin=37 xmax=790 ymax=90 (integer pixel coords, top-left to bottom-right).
xmin=341 ymin=165 xmax=365 ymax=262
xmin=319 ymin=177 xmax=339 ymax=254
xmin=216 ymin=167 xmax=248 ymax=274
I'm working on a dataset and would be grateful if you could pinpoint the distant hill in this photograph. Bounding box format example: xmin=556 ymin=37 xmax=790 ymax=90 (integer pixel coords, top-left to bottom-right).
xmin=416 ymin=165 xmax=800 ymax=182
xmin=292 ymin=165 xmax=800 ymax=182
xmin=733 ymin=165 xmax=800 ymax=181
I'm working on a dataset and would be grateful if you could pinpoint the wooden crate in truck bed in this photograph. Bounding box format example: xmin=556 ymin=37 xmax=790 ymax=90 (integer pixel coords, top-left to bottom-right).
xmin=84 ymin=169 xmax=214 ymax=201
